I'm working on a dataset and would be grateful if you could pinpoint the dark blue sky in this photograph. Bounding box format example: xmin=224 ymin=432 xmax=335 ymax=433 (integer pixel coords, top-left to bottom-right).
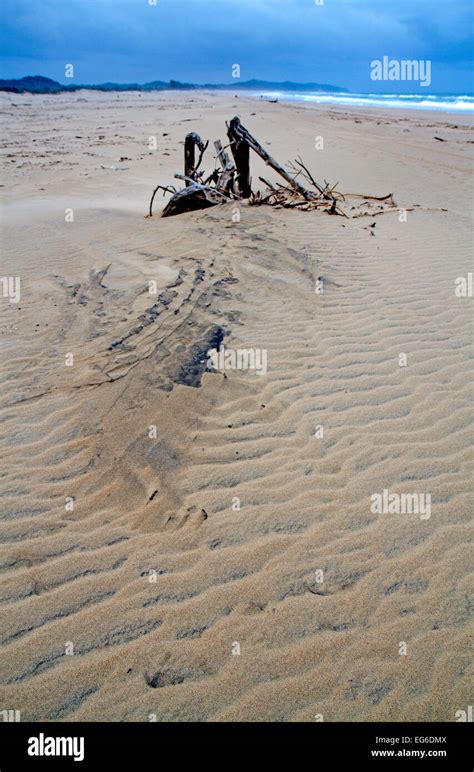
xmin=1 ymin=0 xmax=473 ymax=92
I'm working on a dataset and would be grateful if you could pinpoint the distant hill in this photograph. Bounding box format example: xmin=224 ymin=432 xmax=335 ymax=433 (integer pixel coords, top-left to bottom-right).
xmin=0 ymin=75 xmax=348 ymax=94
xmin=0 ymin=75 xmax=65 ymax=93
xmin=212 ymin=79 xmax=348 ymax=93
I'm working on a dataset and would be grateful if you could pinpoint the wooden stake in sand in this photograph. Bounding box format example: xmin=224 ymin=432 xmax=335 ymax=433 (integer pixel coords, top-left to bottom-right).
xmin=227 ymin=117 xmax=252 ymax=198
xmin=213 ymin=139 xmax=235 ymax=195
xmin=184 ymin=132 xmax=208 ymax=186
xmin=227 ymin=116 xmax=314 ymax=201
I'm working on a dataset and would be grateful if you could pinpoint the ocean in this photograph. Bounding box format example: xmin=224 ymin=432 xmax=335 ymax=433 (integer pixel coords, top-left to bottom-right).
xmin=256 ymin=92 xmax=474 ymax=113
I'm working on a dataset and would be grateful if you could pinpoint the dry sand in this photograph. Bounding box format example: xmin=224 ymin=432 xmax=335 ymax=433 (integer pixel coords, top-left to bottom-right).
xmin=0 ymin=90 xmax=472 ymax=722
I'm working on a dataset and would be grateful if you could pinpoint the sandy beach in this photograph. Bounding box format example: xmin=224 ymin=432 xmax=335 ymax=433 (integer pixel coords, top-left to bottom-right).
xmin=0 ymin=90 xmax=472 ymax=722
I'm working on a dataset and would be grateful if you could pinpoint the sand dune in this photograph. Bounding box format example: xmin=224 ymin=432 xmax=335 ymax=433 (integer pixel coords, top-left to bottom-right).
xmin=0 ymin=91 xmax=472 ymax=721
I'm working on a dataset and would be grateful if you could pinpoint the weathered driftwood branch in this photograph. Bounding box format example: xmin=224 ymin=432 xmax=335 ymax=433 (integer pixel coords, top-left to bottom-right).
xmin=162 ymin=180 xmax=228 ymax=217
xmin=184 ymin=133 xmax=208 ymax=185
xmin=343 ymin=192 xmax=395 ymax=203
xmin=148 ymin=117 xmax=393 ymax=219
xmin=214 ymin=140 xmax=235 ymax=195
xmin=214 ymin=140 xmax=233 ymax=171
xmin=227 ymin=118 xmax=252 ymax=198
xmin=148 ymin=184 xmax=178 ymax=217
xmin=288 ymin=157 xmax=327 ymax=197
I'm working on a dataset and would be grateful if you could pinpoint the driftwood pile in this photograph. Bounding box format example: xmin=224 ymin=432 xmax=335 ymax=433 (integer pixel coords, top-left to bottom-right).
xmin=149 ymin=116 xmax=394 ymax=219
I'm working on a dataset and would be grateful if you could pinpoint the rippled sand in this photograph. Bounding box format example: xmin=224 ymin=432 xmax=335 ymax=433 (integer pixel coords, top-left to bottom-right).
xmin=0 ymin=91 xmax=472 ymax=721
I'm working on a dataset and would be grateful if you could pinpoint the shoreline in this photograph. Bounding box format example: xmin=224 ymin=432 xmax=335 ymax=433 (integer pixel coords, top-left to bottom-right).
xmin=3 ymin=87 xmax=474 ymax=124
xmin=254 ymin=93 xmax=474 ymax=115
